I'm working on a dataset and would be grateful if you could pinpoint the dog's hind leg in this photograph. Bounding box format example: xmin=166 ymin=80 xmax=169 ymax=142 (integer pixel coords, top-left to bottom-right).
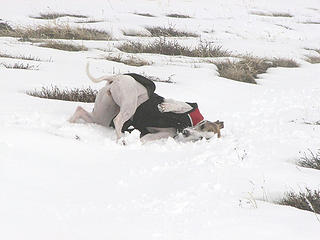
xmin=109 ymin=76 xmax=140 ymax=140
xmin=69 ymin=106 xmax=94 ymax=123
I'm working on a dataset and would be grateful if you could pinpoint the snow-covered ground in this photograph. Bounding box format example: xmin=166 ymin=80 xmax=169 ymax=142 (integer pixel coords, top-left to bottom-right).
xmin=1 ymin=0 xmax=320 ymax=239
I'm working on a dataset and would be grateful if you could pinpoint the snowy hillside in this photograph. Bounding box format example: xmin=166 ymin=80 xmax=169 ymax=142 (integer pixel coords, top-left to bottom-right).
xmin=0 ymin=0 xmax=320 ymax=239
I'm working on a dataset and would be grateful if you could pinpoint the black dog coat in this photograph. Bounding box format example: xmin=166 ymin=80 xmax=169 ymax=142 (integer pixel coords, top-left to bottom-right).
xmin=112 ymin=73 xmax=204 ymax=136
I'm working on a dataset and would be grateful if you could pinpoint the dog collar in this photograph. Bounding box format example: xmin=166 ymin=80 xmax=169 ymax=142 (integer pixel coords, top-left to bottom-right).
xmin=188 ymin=108 xmax=204 ymax=127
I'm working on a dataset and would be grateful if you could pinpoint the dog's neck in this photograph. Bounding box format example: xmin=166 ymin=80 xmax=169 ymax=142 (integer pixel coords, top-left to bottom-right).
xmin=188 ymin=108 xmax=204 ymax=126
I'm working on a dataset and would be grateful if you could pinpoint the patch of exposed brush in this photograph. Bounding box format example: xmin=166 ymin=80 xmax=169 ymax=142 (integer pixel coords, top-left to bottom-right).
xmin=145 ymin=25 xmax=198 ymax=37
xmin=75 ymin=19 xmax=104 ymax=24
xmin=250 ymin=11 xmax=293 ymax=17
xmin=1 ymin=62 xmax=39 ymax=70
xmin=26 ymin=86 xmax=97 ymax=102
xmin=298 ymin=150 xmax=320 ymax=170
xmin=304 ymin=48 xmax=320 ymax=64
xmin=278 ymin=188 xmax=320 ymax=214
xmin=306 ymin=55 xmax=320 ymax=64
xmin=271 ymin=58 xmax=299 ymax=68
xmin=216 ymin=57 xmax=299 ymax=84
xmin=166 ymin=13 xmax=191 ymax=18
xmin=118 ymin=39 xmax=231 ymax=57
xmin=39 ymin=41 xmax=88 ymax=51
xmin=134 ymin=12 xmax=155 ymax=17
xmin=139 ymin=73 xmax=176 ymax=83
xmin=305 ymin=48 xmax=320 ymax=55
xmin=301 ymin=21 xmax=320 ymax=24
xmin=31 ymin=13 xmax=88 ymax=20
xmin=104 ymin=54 xmax=150 ymax=66
xmin=0 ymin=25 xmax=111 ymax=40
xmin=0 ymin=52 xmax=42 ymax=61
xmin=0 ymin=22 xmax=13 ymax=32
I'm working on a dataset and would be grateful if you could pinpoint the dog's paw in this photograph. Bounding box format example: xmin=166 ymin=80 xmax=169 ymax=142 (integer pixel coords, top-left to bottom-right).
xmin=117 ymin=138 xmax=127 ymax=146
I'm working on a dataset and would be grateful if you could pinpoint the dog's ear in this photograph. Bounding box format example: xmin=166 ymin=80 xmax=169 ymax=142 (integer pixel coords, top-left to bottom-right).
xmin=214 ymin=120 xmax=224 ymax=129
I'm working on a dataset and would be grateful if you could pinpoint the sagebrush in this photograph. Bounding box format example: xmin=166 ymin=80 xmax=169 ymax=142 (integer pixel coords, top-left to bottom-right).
xmin=278 ymin=188 xmax=320 ymax=214
xmin=26 ymin=86 xmax=97 ymax=102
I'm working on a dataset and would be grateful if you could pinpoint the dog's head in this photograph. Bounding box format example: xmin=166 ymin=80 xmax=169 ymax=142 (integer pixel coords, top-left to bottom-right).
xmin=178 ymin=120 xmax=224 ymax=142
xmin=193 ymin=120 xmax=224 ymax=133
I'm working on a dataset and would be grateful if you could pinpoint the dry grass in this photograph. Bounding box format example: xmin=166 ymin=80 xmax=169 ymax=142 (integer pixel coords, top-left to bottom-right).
xmin=278 ymin=188 xmax=320 ymax=214
xmin=166 ymin=13 xmax=191 ymax=18
xmin=298 ymin=150 xmax=320 ymax=170
xmin=134 ymin=12 xmax=155 ymax=17
xmin=39 ymin=41 xmax=88 ymax=51
xmin=305 ymin=48 xmax=320 ymax=55
xmin=145 ymin=26 xmax=198 ymax=37
xmin=271 ymin=58 xmax=299 ymax=68
xmin=1 ymin=62 xmax=39 ymax=70
xmin=139 ymin=73 xmax=176 ymax=83
xmin=250 ymin=11 xmax=293 ymax=17
xmin=104 ymin=54 xmax=150 ymax=66
xmin=31 ymin=13 xmax=88 ymax=20
xmin=304 ymin=48 xmax=320 ymax=63
xmin=118 ymin=39 xmax=231 ymax=57
xmin=0 ymin=52 xmax=42 ymax=61
xmin=74 ymin=19 xmax=104 ymax=24
xmin=306 ymin=55 xmax=320 ymax=64
xmin=26 ymin=86 xmax=97 ymax=102
xmin=216 ymin=57 xmax=299 ymax=84
xmin=0 ymin=25 xmax=111 ymax=40
xmin=275 ymin=24 xmax=294 ymax=30
xmin=0 ymin=22 xmax=13 ymax=32
xmin=301 ymin=21 xmax=320 ymax=24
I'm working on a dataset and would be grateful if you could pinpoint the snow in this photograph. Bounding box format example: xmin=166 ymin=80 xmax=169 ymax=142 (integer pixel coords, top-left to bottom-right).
xmin=0 ymin=0 xmax=320 ymax=239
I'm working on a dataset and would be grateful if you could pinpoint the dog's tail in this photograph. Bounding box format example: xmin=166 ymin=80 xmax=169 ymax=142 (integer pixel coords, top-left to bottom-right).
xmin=86 ymin=62 xmax=114 ymax=83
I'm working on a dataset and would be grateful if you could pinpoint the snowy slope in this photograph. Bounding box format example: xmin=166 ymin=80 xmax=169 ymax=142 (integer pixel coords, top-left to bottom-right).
xmin=1 ymin=0 xmax=320 ymax=239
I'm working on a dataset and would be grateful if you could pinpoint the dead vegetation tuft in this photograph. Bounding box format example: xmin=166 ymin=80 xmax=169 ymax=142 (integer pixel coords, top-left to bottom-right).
xmin=145 ymin=25 xmax=198 ymax=37
xmin=0 ymin=25 xmax=111 ymax=40
xmin=250 ymin=11 xmax=293 ymax=17
xmin=271 ymin=58 xmax=299 ymax=68
xmin=304 ymin=48 xmax=320 ymax=64
xmin=1 ymin=62 xmax=39 ymax=70
xmin=134 ymin=12 xmax=155 ymax=17
xmin=118 ymin=39 xmax=231 ymax=57
xmin=305 ymin=55 xmax=320 ymax=64
xmin=74 ymin=19 xmax=104 ymax=24
xmin=31 ymin=13 xmax=88 ymax=20
xmin=26 ymin=86 xmax=97 ymax=102
xmin=0 ymin=22 xmax=13 ymax=32
xmin=39 ymin=41 xmax=88 ymax=51
xmin=278 ymin=188 xmax=320 ymax=214
xmin=216 ymin=57 xmax=299 ymax=84
xmin=298 ymin=150 xmax=320 ymax=170
xmin=0 ymin=52 xmax=42 ymax=61
xmin=166 ymin=13 xmax=191 ymax=18
xmin=301 ymin=21 xmax=320 ymax=24
xmin=139 ymin=73 xmax=176 ymax=83
xmin=104 ymin=54 xmax=150 ymax=66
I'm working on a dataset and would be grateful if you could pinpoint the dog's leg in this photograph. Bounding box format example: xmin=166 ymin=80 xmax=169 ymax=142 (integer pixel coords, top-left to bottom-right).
xmin=91 ymin=86 xmax=119 ymax=127
xmin=216 ymin=127 xmax=221 ymax=138
xmin=141 ymin=128 xmax=177 ymax=142
xmin=158 ymin=99 xmax=193 ymax=114
xmin=69 ymin=106 xmax=94 ymax=123
xmin=109 ymin=76 xmax=140 ymax=140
